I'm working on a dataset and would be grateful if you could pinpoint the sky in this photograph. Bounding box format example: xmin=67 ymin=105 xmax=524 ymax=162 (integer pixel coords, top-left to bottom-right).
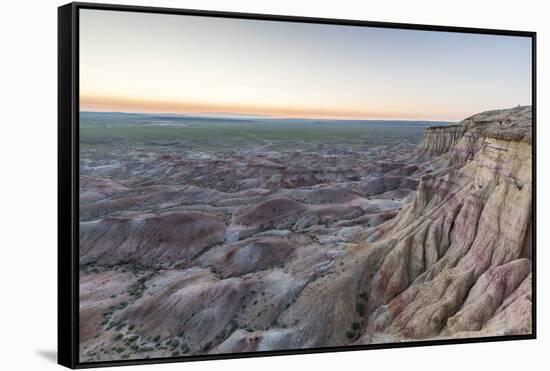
xmin=79 ymin=9 xmax=532 ymax=121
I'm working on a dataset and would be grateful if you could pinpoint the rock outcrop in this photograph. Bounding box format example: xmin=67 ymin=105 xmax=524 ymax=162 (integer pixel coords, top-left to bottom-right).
xmin=80 ymin=212 xmax=227 ymax=266
xmin=419 ymin=124 xmax=465 ymax=155
xmin=358 ymin=106 xmax=533 ymax=341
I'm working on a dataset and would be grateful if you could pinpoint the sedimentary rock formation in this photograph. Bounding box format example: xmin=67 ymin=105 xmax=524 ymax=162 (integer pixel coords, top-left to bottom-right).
xmin=78 ymin=106 xmax=532 ymax=361
xmin=360 ymin=106 xmax=533 ymax=341
xmin=80 ymin=212 xmax=227 ymax=266
xmin=419 ymin=124 xmax=465 ymax=155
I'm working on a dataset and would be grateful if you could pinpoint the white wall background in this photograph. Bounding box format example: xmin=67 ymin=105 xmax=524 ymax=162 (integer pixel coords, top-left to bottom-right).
xmin=0 ymin=0 xmax=546 ymax=369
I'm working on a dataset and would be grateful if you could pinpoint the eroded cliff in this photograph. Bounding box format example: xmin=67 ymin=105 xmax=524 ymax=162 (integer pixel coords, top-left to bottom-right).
xmin=361 ymin=106 xmax=533 ymax=341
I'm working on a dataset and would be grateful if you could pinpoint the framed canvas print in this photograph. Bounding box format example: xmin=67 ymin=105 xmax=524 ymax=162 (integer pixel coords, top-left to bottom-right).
xmin=58 ymin=2 xmax=536 ymax=368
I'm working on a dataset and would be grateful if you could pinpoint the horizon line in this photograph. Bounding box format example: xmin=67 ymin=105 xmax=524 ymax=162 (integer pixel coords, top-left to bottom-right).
xmin=79 ymin=109 xmax=457 ymax=123
xmin=79 ymin=95 xmax=470 ymax=121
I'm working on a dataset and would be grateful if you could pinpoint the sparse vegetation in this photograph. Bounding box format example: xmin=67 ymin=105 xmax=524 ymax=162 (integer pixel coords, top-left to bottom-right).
xmin=180 ymin=343 xmax=190 ymax=353
xmin=228 ymin=319 xmax=239 ymax=333
xmin=356 ymin=302 xmax=366 ymax=316
xmin=112 ymin=333 xmax=123 ymax=341
xmin=201 ymin=342 xmax=212 ymax=353
xmin=115 ymin=322 xmax=126 ymax=331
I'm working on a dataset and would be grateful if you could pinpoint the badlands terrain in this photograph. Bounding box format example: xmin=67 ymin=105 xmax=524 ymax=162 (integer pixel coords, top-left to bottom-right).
xmin=78 ymin=106 xmax=533 ymax=362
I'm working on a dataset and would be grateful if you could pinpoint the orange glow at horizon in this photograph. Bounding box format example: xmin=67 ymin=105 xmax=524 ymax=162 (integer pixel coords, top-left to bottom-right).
xmin=80 ymin=95 xmax=464 ymax=121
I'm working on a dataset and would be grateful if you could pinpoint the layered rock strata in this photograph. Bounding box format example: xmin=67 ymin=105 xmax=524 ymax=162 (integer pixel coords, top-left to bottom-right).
xmin=78 ymin=106 xmax=532 ymax=361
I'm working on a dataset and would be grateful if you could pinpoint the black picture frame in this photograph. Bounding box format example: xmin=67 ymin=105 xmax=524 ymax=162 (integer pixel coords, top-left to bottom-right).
xmin=58 ymin=2 xmax=537 ymax=369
